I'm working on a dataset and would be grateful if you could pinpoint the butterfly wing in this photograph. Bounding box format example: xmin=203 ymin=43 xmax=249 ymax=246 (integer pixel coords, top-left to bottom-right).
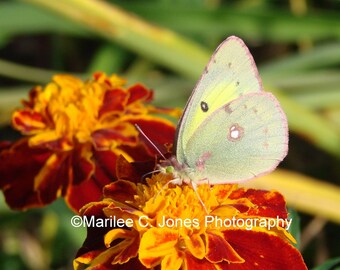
xmin=183 ymin=92 xmax=288 ymax=183
xmin=176 ymin=36 xmax=263 ymax=163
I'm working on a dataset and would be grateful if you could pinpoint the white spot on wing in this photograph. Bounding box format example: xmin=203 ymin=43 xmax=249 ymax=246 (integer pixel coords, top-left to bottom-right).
xmin=227 ymin=123 xmax=244 ymax=142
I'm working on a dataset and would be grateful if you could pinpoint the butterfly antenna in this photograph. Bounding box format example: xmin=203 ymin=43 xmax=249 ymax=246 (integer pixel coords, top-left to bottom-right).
xmin=135 ymin=124 xmax=166 ymax=160
xmin=141 ymin=169 xmax=161 ymax=182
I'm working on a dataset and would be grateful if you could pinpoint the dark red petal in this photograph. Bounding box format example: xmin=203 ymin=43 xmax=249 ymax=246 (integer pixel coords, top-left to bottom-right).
xmin=110 ymin=257 xmax=148 ymax=270
xmin=12 ymin=110 xmax=46 ymax=133
xmin=22 ymin=86 xmax=41 ymax=108
xmin=33 ymin=153 xmax=72 ymax=204
xmin=66 ymin=148 xmax=115 ymax=212
xmin=92 ymin=71 xmax=104 ymax=81
xmin=66 ymin=176 xmax=106 ymax=213
xmin=75 ymin=255 xmax=147 ymax=270
xmin=0 ymin=139 xmax=52 ymax=209
xmin=92 ymin=127 xmax=137 ymax=150
xmin=184 ymin=253 xmax=216 ymax=270
xmin=112 ymin=232 xmax=140 ymax=264
xmin=71 ymin=144 xmax=95 ymax=185
xmin=99 ymin=89 xmax=127 ymax=118
xmin=33 ymin=136 xmax=73 ymax=151
xmin=103 ymin=181 xmax=137 ymax=202
xmin=230 ymin=189 xmax=287 ymax=219
xmin=93 ymin=149 xmax=119 ymax=184
xmin=116 ymin=155 xmax=156 ymax=184
xmin=219 ymin=230 xmax=307 ymax=270
xmin=126 ymin=118 xmax=175 ymax=157
xmin=127 ymin=84 xmax=153 ymax=104
xmin=205 ymin=233 xmax=243 ymax=263
xmin=119 ymin=143 xmax=156 ymax=162
xmin=0 ymin=140 xmax=12 ymax=151
xmin=76 ymin=201 xmax=112 ymax=254
xmin=76 ymin=202 xmax=144 ymax=269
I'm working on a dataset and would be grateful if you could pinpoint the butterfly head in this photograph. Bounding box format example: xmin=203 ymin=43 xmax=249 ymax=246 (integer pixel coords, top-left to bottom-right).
xmin=157 ymin=156 xmax=194 ymax=185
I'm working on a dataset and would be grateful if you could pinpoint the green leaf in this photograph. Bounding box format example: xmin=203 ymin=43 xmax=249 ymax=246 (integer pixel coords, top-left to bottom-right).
xmin=0 ymin=2 xmax=87 ymax=37
xmin=261 ymin=42 xmax=340 ymax=80
xmin=111 ymin=2 xmax=340 ymax=42
xmin=87 ymin=43 xmax=128 ymax=74
xmin=312 ymin=257 xmax=340 ymax=270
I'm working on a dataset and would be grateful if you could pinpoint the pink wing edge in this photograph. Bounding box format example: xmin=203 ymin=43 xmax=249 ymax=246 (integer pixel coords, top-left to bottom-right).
xmin=212 ymin=35 xmax=264 ymax=93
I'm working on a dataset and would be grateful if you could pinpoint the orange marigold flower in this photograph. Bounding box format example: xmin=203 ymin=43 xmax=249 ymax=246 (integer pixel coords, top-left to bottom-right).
xmin=0 ymin=72 xmax=178 ymax=212
xmin=74 ymin=158 xmax=307 ymax=270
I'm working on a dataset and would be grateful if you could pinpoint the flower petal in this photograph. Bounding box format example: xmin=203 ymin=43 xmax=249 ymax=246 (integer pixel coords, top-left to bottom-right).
xmin=99 ymin=89 xmax=127 ymax=117
xmin=29 ymin=130 xmax=73 ymax=150
xmin=73 ymin=250 xmax=103 ymax=270
xmin=1 ymin=72 xmax=177 ymax=213
xmin=230 ymin=189 xmax=287 ymax=219
xmin=184 ymin=233 xmax=205 ymax=259
xmin=116 ymin=155 xmax=155 ymax=184
xmin=205 ymin=231 xmax=244 ymax=264
xmin=0 ymin=139 xmax=52 ymax=209
xmin=103 ymin=180 xmax=137 ymax=203
xmin=139 ymin=227 xmax=178 ymax=268
xmin=104 ymin=229 xmax=140 ymax=264
xmin=71 ymin=143 xmax=95 ymax=185
xmin=129 ymin=117 xmax=175 ymax=146
xmin=183 ymin=253 xmax=217 ymax=270
xmin=92 ymin=148 xmax=119 ymax=183
xmin=53 ymin=74 xmax=83 ymax=89
xmin=220 ymin=230 xmax=307 ymax=269
xmin=92 ymin=122 xmax=137 ymax=150
xmin=66 ymin=176 xmax=105 ymax=213
xmin=12 ymin=110 xmax=46 ymax=133
xmin=127 ymin=84 xmax=153 ymax=104
xmin=161 ymin=252 xmax=183 ymax=270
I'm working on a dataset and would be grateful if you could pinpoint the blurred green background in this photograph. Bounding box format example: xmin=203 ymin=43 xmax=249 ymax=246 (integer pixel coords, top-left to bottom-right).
xmin=0 ymin=0 xmax=340 ymax=269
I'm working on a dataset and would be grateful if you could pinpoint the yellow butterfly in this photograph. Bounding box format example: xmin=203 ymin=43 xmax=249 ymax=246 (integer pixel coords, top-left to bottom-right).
xmin=168 ymin=36 xmax=288 ymax=186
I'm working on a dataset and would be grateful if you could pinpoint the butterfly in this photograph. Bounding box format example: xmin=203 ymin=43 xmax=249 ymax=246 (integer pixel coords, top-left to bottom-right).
xmin=163 ymin=36 xmax=288 ymax=188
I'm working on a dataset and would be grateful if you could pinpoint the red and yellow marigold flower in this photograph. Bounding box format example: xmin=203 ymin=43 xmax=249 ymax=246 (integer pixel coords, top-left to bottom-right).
xmin=74 ymin=158 xmax=307 ymax=270
xmin=0 ymin=72 xmax=178 ymax=212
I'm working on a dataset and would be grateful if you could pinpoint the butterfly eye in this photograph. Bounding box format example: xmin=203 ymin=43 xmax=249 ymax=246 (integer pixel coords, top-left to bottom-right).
xmin=200 ymin=101 xmax=209 ymax=112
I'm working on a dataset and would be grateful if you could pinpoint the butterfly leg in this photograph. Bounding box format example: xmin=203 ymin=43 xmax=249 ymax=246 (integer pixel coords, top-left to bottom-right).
xmin=195 ymin=177 xmax=215 ymax=192
xmin=190 ymin=181 xmax=209 ymax=214
xmin=196 ymin=177 xmax=210 ymax=185
xmin=153 ymin=177 xmax=183 ymax=203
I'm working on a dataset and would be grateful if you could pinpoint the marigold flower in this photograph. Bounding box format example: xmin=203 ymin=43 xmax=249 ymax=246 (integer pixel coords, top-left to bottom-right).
xmin=0 ymin=72 xmax=178 ymax=211
xmin=74 ymin=158 xmax=307 ymax=270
